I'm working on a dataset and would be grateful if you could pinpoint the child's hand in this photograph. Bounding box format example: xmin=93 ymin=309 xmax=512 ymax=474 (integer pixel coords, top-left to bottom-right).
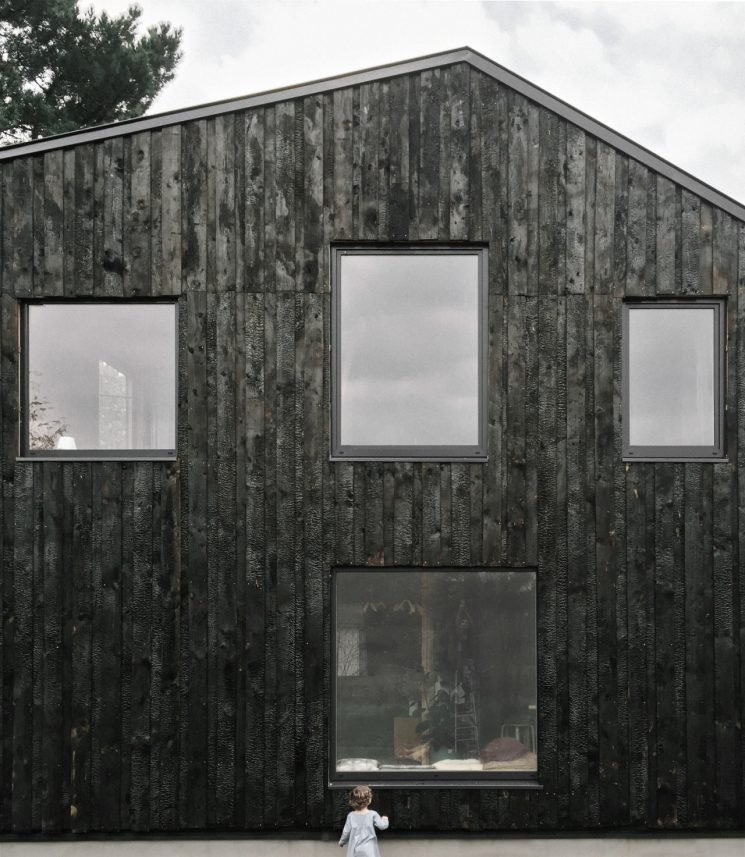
xmin=381 ymin=815 xmax=389 ymax=821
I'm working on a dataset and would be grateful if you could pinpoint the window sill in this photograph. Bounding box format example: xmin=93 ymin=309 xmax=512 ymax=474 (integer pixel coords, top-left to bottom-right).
xmin=623 ymin=456 xmax=729 ymax=464
xmin=17 ymin=455 xmax=178 ymax=463
xmin=329 ymin=777 xmax=542 ymax=790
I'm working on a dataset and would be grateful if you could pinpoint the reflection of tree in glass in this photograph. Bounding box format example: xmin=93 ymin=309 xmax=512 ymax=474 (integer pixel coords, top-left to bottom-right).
xmin=336 ymin=628 xmax=361 ymax=677
xmin=28 ymin=373 xmax=68 ymax=449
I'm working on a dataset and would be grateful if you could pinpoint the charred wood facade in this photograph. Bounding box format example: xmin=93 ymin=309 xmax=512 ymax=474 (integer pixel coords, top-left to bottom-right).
xmin=0 ymin=53 xmax=744 ymax=835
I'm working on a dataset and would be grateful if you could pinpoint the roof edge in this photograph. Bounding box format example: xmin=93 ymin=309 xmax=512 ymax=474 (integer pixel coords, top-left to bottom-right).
xmin=1 ymin=46 xmax=743 ymax=222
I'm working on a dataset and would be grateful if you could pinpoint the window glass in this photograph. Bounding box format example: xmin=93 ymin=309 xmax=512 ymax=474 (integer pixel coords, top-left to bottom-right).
xmin=624 ymin=301 xmax=724 ymax=459
xmin=26 ymin=303 xmax=176 ymax=455
xmin=333 ymin=568 xmax=537 ymax=782
xmin=628 ymin=306 xmax=715 ymax=446
xmin=333 ymin=249 xmax=486 ymax=459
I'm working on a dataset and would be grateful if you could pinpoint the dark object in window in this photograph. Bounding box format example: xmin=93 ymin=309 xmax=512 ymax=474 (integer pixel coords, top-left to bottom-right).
xmin=331 ymin=246 xmax=488 ymax=461
xmin=622 ymin=299 xmax=726 ymax=461
xmin=331 ymin=567 xmax=538 ymax=787
xmin=22 ymin=301 xmax=177 ymax=458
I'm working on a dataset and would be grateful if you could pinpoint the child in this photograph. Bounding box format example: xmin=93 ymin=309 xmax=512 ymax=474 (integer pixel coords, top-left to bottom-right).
xmin=338 ymin=785 xmax=389 ymax=857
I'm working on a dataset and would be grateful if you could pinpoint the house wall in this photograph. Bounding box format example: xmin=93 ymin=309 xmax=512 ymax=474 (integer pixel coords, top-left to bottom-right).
xmin=0 ymin=61 xmax=744 ymax=835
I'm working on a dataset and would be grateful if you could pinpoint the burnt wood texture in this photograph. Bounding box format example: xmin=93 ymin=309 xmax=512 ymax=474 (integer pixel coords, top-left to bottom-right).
xmin=1 ymin=60 xmax=744 ymax=834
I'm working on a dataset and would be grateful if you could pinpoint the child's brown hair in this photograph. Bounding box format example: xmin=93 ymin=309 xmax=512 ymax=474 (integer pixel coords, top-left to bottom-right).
xmin=348 ymin=785 xmax=372 ymax=810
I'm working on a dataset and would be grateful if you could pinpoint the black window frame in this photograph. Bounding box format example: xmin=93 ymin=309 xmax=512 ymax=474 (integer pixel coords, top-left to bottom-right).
xmin=330 ymin=243 xmax=489 ymax=462
xmin=19 ymin=297 xmax=179 ymax=461
xmin=622 ymin=298 xmax=726 ymax=462
xmin=329 ymin=566 xmax=540 ymax=789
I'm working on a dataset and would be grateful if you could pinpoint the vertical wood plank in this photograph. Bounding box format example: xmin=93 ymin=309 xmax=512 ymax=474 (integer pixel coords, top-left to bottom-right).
xmin=215 ymin=115 xmax=236 ymax=292
xmin=12 ymin=464 xmax=33 ymax=831
xmin=183 ymin=290 xmax=208 ymax=828
xmin=448 ymin=63 xmax=469 ymax=242
xmin=538 ymin=110 xmax=561 ymax=296
xmin=303 ymin=95 xmax=325 ymax=289
xmin=32 ymin=156 xmax=44 ymax=296
xmin=128 ymin=464 xmax=153 ymax=830
xmin=654 ymin=463 xmax=687 ymax=827
xmin=42 ymin=151 xmax=65 ymax=297
xmin=159 ymin=126 xmax=182 ymax=296
xmin=333 ymin=89 xmax=354 ymax=240
xmin=566 ymin=293 xmax=589 ymax=823
xmin=505 ymin=296 xmax=526 ymax=563
xmin=150 ymin=462 xmax=180 ymax=830
xmin=656 ymin=176 xmax=677 ymax=294
xmin=712 ymin=209 xmax=739 ymax=824
xmin=244 ymin=110 xmax=265 ymax=292
xmin=389 ymin=74 xmax=410 ymax=240
xmin=681 ymin=191 xmax=701 ymax=294
xmin=101 ymin=138 xmax=124 ymax=297
xmin=417 ymin=70 xmax=440 ymax=241
xmin=302 ymin=292 xmax=325 ymax=822
xmin=481 ymin=76 xmax=506 ymax=565
xmin=262 ymin=290 xmax=278 ymax=825
xmin=40 ymin=464 xmax=65 ymax=831
xmin=566 ymin=127 xmax=586 ymax=295
xmin=214 ymin=292 xmax=238 ymax=824
xmin=6 ymin=159 xmax=34 ymax=297
xmin=684 ymin=461 xmax=714 ymax=823
xmin=182 ymin=122 xmax=208 ymax=292
xmin=275 ymin=103 xmax=295 ymax=290
xmin=242 ymin=292 xmax=266 ymax=827
xmin=90 ymin=464 xmax=122 ymax=830
xmin=626 ymin=159 xmax=651 ymax=297
xmin=594 ymin=143 xmax=615 ymax=295
xmin=508 ymin=93 xmax=528 ymax=296
xmin=536 ymin=296 xmax=559 ymax=826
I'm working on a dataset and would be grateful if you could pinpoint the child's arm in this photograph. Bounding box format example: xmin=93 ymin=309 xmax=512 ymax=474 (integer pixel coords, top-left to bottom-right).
xmin=339 ymin=813 xmax=351 ymax=846
xmin=373 ymin=811 xmax=389 ymax=831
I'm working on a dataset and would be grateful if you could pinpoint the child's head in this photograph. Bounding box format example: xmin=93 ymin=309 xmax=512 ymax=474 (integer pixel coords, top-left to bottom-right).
xmin=348 ymin=785 xmax=372 ymax=810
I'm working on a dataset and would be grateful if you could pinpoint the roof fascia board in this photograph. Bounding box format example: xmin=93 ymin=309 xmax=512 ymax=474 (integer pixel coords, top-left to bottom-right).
xmin=1 ymin=46 xmax=743 ymax=222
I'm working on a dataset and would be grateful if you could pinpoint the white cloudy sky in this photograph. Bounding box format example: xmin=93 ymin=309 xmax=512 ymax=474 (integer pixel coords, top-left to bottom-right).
xmin=87 ymin=0 xmax=745 ymax=206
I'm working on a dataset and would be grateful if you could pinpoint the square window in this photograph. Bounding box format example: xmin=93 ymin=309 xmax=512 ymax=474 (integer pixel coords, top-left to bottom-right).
xmin=331 ymin=567 xmax=538 ymax=787
xmin=623 ymin=300 xmax=726 ymax=461
xmin=331 ymin=246 xmax=487 ymax=461
xmin=22 ymin=301 xmax=177 ymax=458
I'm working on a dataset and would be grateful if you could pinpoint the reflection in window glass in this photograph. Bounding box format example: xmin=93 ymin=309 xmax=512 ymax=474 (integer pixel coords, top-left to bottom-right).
xmin=335 ymin=250 xmax=484 ymax=456
xmin=98 ymin=360 xmax=131 ymax=448
xmin=628 ymin=306 xmax=716 ymax=447
xmin=333 ymin=569 xmax=537 ymax=779
xmin=26 ymin=303 xmax=176 ymax=453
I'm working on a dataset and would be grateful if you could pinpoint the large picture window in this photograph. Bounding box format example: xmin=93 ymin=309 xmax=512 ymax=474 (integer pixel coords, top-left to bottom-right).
xmin=623 ymin=300 xmax=726 ymax=460
xmin=22 ymin=301 xmax=177 ymax=458
xmin=331 ymin=246 xmax=487 ymax=461
xmin=331 ymin=568 xmax=538 ymax=786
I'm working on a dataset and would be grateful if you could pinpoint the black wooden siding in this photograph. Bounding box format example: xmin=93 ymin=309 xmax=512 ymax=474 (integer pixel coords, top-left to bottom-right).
xmin=0 ymin=61 xmax=744 ymax=834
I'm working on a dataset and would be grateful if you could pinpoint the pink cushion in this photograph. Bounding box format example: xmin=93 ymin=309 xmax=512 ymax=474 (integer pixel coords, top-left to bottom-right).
xmin=480 ymin=737 xmax=528 ymax=762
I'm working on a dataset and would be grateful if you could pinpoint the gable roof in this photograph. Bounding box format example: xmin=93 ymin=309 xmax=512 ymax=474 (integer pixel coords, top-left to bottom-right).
xmin=2 ymin=46 xmax=743 ymax=222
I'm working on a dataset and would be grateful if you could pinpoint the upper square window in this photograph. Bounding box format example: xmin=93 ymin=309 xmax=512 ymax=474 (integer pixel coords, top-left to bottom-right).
xmin=623 ymin=299 xmax=726 ymax=461
xmin=22 ymin=301 xmax=177 ymax=458
xmin=331 ymin=246 xmax=487 ymax=461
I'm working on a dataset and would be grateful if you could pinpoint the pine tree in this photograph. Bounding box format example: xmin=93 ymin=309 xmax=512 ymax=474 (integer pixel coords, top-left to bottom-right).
xmin=0 ymin=0 xmax=182 ymax=143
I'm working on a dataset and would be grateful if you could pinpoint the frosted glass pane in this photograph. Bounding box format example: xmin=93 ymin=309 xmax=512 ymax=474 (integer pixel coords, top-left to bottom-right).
xmin=340 ymin=254 xmax=480 ymax=447
xmin=28 ymin=304 xmax=176 ymax=451
xmin=628 ymin=307 xmax=715 ymax=447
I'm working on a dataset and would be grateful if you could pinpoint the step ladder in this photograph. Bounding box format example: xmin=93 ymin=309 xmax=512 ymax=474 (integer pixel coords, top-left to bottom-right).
xmin=453 ymin=671 xmax=480 ymax=758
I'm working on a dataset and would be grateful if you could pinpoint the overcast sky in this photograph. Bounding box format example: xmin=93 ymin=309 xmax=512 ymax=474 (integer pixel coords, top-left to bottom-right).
xmin=87 ymin=0 xmax=745 ymax=206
